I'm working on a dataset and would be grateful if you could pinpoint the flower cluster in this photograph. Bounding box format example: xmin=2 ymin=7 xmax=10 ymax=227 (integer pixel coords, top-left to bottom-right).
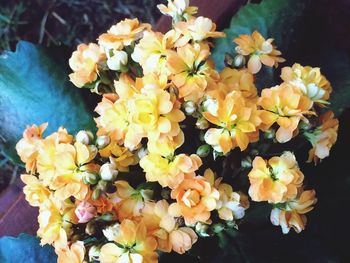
xmin=17 ymin=0 xmax=339 ymax=262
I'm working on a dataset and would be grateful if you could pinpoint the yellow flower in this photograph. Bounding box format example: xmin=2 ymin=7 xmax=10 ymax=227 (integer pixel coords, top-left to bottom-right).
xmin=259 ymin=83 xmax=314 ymax=143
xmin=248 ymin=152 xmax=304 ymax=204
xmin=99 ymin=140 xmax=139 ymax=172
xmin=215 ymin=180 xmax=248 ymax=221
xmin=166 ymin=43 xmax=219 ymax=102
xmin=173 ymin=16 xmax=225 ymax=45
xmin=54 ymin=229 xmax=85 ymax=263
xmin=142 ymin=200 xmax=198 ymax=254
xmin=111 ymin=180 xmax=151 ymax=220
xmin=95 ymin=93 xmax=130 ymax=146
xmin=281 ymin=63 xmax=332 ymax=104
xmin=132 ymin=30 xmax=175 ymax=79
xmin=140 ymin=153 xmax=202 ymax=188
xmin=219 ymin=67 xmax=258 ymax=102
xmin=21 ymin=174 xmax=51 ymax=207
xmin=147 ymin=131 xmax=184 ymax=157
xmin=69 ymin=43 xmax=106 ymax=88
xmin=37 ymin=196 xmax=76 ymax=245
xmin=157 ymin=0 xmax=198 ymax=20
xmin=51 ymin=142 xmax=97 ymax=201
xmin=16 ymin=123 xmax=48 ymax=173
xmin=98 ymin=18 xmax=150 ymax=51
xmin=306 ymin=111 xmax=339 ymax=164
xmin=99 ymin=219 xmax=158 ymax=263
xmin=234 ymin=31 xmax=285 ymax=74
xmin=203 ymin=91 xmax=260 ymax=154
xmin=169 ymin=171 xmax=220 ymax=224
xmin=270 ymin=189 xmax=317 ymax=234
xmin=125 ymin=88 xmax=185 ymax=151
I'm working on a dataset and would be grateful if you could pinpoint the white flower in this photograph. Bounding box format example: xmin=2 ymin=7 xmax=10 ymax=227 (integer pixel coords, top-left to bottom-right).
xmin=107 ymin=50 xmax=128 ymax=71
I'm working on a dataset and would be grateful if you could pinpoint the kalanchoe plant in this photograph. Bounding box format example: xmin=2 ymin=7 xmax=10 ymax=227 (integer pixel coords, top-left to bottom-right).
xmin=15 ymin=0 xmax=339 ymax=262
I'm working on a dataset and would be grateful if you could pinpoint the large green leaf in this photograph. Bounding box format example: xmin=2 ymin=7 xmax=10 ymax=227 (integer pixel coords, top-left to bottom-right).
xmin=0 ymin=41 xmax=96 ymax=163
xmin=0 ymin=234 xmax=57 ymax=263
xmin=211 ymin=0 xmax=309 ymax=72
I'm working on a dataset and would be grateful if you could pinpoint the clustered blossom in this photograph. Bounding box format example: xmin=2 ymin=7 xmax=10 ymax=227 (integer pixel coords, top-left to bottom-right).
xmin=16 ymin=0 xmax=339 ymax=262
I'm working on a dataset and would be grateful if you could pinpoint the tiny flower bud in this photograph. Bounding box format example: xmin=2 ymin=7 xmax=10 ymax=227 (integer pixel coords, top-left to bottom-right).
xmin=82 ymin=172 xmax=99 ymax=185
xmin=263 ymin=129 xmax=275 ymax=139
xmin=85 ymin=221 xmax=96 ymax=235
xmin=107 ymin=50 xmax=128 ymax=71
xmin=100 ymin=212 xmax=114 ymax=222
xmin=196 ymin=144 xmax=210 ymax=158
xmin=137 ymin=147 xmax=148 ymax=159
xmin=97 ymin=180 xmax=108 ymax=191
xmin=195 ymin=222 xmax=210 ymax=237
xmin=233 ymin=54 xmax=246 ymax=68
xmin=75 ymin=201 xmax=97 ymax=223
xmin=183 ymin=101 xmax=196 ymax=115
xmin=88 ymin=245 xmax=101 ymax=262
xmin=241 ymin=156 xmax=252 ymax=168
xmin=76 ymin=130 xmax=94 ymax=145
xmin=96 ymin=135 xmax=111 ymax=149
xmin=224 ymin=53 xmax=235 ymax=68
xmin=100 ymin=163 xmax=118 ymax=181
xmin=212 ymin=223 xmax=225 ymax=234
xmin=196 ymin=117 xmax=209 ymax=129
xmin=92 ymin=188 xmax=101 ymax=200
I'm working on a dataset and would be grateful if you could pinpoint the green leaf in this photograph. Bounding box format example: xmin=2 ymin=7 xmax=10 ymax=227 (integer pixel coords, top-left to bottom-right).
xmin=0 ymin=41 xmax=96 ymax=163
xmin=0 ymin=234 xmax=57 ymax=263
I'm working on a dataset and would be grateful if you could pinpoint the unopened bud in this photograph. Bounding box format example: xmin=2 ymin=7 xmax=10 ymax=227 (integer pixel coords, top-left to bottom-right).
xmin=107 ymin=50 xmax=128 ymax=71
xmin=195 ymin=222 xmax=210 ymax=237
xmin=263 ymin=129 xmax=275 ymax=139
xmin=92 ymin=188 xmax=101 ymax=200
xmin=82 ymin=172 xmax=99 ymax=185
xmin=96 ymin=135 xmax=110 ymax=149
xmin=100 ymin=212 xmax=114 ymax=222
xmin=88 ymin=245 xmax=100 ymax=262
xmin=241 ymin=156 xmax=252 ymax=168
xmin=183 ymin=101 xmax=196 ymax=115
xmin=137 ymin=147 xmax=148 ymax=159
xmin=212 ymin=223 xmax=225 ymax=234
xmin=196 ymin=144 xmax=210 ymax=158
xmin=76 ymin=130 xmax=94 ymax=145
xmin=233 ymin=54 xmax=246 ymax=68
xmin=196 ymin=118 xmax=209 ymax=129
xmin=97 ymin=180 xmax=108 ymax=191
xmin=224 ymin=53 xmax=235 ymax=68
xmin=100 ymin=163 xmax=118 ymax=181
xmin=85 ymin=221 xmax=96 ymax=235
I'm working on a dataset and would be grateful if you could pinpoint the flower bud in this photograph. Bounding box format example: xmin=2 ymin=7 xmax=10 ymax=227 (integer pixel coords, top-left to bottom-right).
xmin=92 ymin=188 xmax=101 ymax=200
xmin=196 ymin=118 xmax=209 ymax=129
xmin=137 ymin=147 xmax=148 ymax=159
xmin=224 ymin=53 xmax=235 ymax=68
xmin=212 ymin=223 xmax=225 ymax=234
xmin=183 ymin=101 xmax=196 ymax=115
xmin=241 ymin=156 xmax=252 ymax=168
xmin=100 ymin=163 xmax=118 ymax=181
xmin=75 ymin=201 xmax=97 ymax=223
xmin=97 ymin=180 xmax=108 ymax=191
xmin=196 ymin=144 xmax=210 ymax=158
xmin=195 ymin=222 xmax=210 ymax=237
xmin=233 ymin=54 xmax=246 ymax=68
xmin=107 ymin=50 xmax=128 ymax=71
xmin=88 ymin=245 xmax=100 ymax=262
xmin=100 ymin=212 xmax=115 ymax=222
xmin=82 ymin=172 xmax=99 ymax=185
xmin=96 ymin=135 xmax=110 ymax=149
xmin=263 ymin=129 xmax=275 ymax=139
xmin=85 ymin=221 xmax=96 ymax=235
xmin=76 ymin=130 xmax=94 ymax=145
